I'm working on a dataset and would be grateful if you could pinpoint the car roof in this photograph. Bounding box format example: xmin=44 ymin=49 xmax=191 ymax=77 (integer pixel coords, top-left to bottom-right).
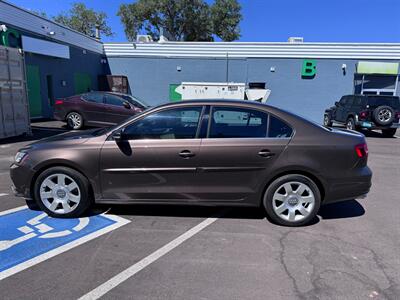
xmin=156 ymin=99 xmax=271 ymax=109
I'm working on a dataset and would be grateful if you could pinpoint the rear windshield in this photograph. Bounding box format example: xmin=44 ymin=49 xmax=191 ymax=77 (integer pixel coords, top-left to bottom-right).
xmin=367 ymin=97 xmax=400 ymax=108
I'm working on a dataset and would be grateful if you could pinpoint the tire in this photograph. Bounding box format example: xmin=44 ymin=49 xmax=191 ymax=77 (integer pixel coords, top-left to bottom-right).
xmin=33 ymin=166 xmax=92 ymax=218
xmin=373 ymin=106 xmax=394 ymax=126
xmin=66 ymin=112 xmax=84 ymax=130
xmin=263 ymin=174 xmax=321 ymax=227
xmin=382 ymin=128 xmax=397 ymax=138
xmin=346 ymin=117 xmax=356 ymax=130
xmin=323 ymin=114 xmax=332 ymax=127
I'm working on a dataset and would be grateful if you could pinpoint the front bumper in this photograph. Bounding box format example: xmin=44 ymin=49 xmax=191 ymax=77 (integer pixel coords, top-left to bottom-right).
xmin=10 ymin=163 xmax=35 ymax=199
xmin=323 ymin=166 xmax=372 ymax=204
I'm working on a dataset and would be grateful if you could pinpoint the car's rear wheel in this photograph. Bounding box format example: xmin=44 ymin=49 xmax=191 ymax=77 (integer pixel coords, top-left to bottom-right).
xmin=346 ymin=117 xmax=356 ymax=130
xmin=382 ymin=128 xmax=397 ymax=138
xmin=323 ymin=114 xmax=332 ymax=127
xmin=66 ymin=112 xmax=84 ymax=130
xmin=33 ymin=166 xmax=92 ymax=218
xmin=263 ymin=174 xmax=321 ymax=226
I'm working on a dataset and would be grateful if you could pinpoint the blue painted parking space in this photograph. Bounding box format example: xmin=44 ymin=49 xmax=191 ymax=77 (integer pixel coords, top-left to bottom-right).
xmin=0 ymin=207 xmax=130 ymax=280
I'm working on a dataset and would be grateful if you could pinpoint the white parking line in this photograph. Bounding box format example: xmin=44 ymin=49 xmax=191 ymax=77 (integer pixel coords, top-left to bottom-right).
xmin=0 ymin=205 xmax=26 ymax=216
xmin=79 ymin=216 xmax=220 ymax=300
xmin=0 ymin=193 xmax=9 ymax=197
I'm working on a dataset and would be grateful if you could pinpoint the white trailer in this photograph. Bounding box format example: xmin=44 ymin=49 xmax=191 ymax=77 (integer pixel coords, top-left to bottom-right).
xmin=174 ymin=82 xmax=271 ymax=103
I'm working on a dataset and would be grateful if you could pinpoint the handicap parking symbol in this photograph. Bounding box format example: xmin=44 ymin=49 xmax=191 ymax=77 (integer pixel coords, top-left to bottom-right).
xmin=0 ymin=207 xmax=130 ymax=280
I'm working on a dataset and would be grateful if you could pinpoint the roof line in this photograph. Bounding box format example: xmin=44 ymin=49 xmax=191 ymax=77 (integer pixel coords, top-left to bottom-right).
xmin=1 ymin=0 xmax=102 ymax=44
xmin=104 ymin=41 xmax=400 ymax=46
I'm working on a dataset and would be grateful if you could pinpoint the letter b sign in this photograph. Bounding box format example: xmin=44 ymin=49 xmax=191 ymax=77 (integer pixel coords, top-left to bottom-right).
xmin=301 ymin=60 xmax=316 ymax=78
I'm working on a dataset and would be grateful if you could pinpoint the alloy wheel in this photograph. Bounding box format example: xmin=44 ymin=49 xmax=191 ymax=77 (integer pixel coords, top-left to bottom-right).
xmin=377 ymin=109 xmax=392 ymax=123
xmin=346 ymin=119 xmax=354 ymax=130
xmin=67 ymin=113 xmax=82 ymax=129
xmin=272 ymin=181 xmax=315 ymax=222
xmin=39 ymin=173 xmax=81 ymax=214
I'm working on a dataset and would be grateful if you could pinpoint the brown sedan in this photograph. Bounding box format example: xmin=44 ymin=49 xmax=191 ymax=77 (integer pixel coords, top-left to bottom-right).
xmin=10 ymin=100 xmax=372 ymax=226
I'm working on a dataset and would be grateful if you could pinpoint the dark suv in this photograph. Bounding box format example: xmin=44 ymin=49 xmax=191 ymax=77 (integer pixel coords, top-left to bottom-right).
xmin=324 ymin=95 xmax=400 ymax=137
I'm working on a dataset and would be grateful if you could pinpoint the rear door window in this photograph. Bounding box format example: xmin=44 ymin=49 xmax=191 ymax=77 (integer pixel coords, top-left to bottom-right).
xmin=83 ymin=93 xmax=104 ymax=104
xmin=209 ymin=107 xmax=268 ymax=138
xmin=105 ymin=94 xmax=125 ymax=107
xmin=268 ymin=116 xmax=293 ymax=138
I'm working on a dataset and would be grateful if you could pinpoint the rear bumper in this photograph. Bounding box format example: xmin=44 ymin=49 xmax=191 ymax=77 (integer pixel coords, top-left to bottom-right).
xmin=355 ymin=120 xmax=400 ymax=130
xmin=323 ymin=166 xmax=372 ymax=204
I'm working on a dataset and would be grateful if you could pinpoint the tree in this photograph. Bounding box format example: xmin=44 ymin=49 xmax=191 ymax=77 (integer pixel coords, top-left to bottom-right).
xmin=211 ymin=0 xmax=242 ymax=42
xmin=53 ymin=2 xmax=113 ymax=38
xmin=118 ymin=0 xmax=242 ymax=42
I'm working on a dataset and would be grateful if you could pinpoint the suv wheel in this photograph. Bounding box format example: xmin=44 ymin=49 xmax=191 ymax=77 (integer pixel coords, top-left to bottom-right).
xmin=34 ymin=166 xmax=92 ymax=218
xmin=382 ymin=128 xmax=397 ymax=138
xmin=263 ymin=174 xmax=321 ymax=227
xmin=346 ymin=117 xmax=356 ymax=130
xmin=323 ymin=114 xmax=332 ymax=127
xmin=373 ymin=106 xmax=394 ymax=126
xmin=66 ymin=112 xmax=84 ymax=130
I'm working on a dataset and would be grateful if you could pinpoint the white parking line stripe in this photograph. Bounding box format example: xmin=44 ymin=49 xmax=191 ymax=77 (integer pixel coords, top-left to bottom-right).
xmin=0 ymin=193 xmax=8 ymax=197
xmin=0 ymin=205 xmax=26 ymax=216
xmin=79 ymin=216 xmax=220 ymax=300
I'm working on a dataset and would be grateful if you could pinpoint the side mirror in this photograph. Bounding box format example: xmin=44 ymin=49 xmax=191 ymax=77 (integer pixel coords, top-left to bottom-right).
xmin=123 ymin=101 xmax=131 ymax=109
xmin=335 ymin=101 xmax=339 ymax=106
xmin=112 ymin=129 xmax=125 ymax=142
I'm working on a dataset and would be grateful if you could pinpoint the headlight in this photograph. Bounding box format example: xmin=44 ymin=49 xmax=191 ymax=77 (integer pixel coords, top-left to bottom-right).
xmin=14 ymin=152 xmax=27 ymax=163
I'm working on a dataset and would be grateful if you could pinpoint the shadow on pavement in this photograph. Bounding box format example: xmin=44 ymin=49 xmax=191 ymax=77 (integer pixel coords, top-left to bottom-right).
xmin=361 ymin=129 xmax=398 ymax=139
xmin=100 ymin=199 xmax=365 ymax=223
xmin=318 ymin=199 xmax=365 ymax=219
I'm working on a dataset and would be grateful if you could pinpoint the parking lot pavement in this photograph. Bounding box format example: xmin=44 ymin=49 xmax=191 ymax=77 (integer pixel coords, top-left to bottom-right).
xmin=0 ymin=126 xmax=399 ymax=300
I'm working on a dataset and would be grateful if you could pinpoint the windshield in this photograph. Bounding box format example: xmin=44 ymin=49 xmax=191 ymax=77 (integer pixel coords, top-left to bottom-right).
xmin=119 ymin=94 xmax=150 ymax=108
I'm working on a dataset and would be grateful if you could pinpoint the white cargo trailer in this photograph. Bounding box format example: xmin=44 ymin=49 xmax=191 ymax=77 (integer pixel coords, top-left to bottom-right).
xmin=0 ymin=46 xmax=31 ymax=139
xmin=174 ymin=82 xmax=271 ymax=103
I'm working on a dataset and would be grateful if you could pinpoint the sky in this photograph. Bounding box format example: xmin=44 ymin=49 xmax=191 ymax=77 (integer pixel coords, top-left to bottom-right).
xmin=7 ymin=0 xmax=400 ymax=43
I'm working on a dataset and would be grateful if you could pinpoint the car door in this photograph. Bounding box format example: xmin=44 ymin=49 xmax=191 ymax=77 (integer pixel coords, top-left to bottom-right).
xmin=104 ymin=94 xmax=135 ymax=124
xmin=195 ymin=105 xmax=292 ymax=204
xmin=81 ymin=92 xmax=109 ymax=125
xmin=99 ymin=105 xmax=204 ymax=201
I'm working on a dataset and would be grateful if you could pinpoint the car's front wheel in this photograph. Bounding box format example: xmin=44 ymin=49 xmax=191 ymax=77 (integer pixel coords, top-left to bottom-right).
xmin=33 ymin=166 xmax=92 ymax=218
xmin=263 ymin=174 xmax=321 ymax=226
xmin=66 ymin=112 xmax=84 ymax=130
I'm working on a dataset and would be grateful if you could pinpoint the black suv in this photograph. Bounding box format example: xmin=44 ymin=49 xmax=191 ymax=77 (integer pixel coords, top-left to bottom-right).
xmin=324 ymin=95 xmax=400 ymax=137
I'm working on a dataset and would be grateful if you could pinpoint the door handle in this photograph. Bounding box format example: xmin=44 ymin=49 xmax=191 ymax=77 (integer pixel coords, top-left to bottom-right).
xmin=258 ymin=149 xmax=275 ymax=158
xmin=179 ymin=150 xmax=195 ymax=158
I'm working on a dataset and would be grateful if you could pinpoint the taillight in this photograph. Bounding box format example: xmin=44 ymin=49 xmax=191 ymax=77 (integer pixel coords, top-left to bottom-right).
xmin=359 ymin=111 xmax=368 ymax=120
xmin=55 ymin=99 xmax=64 ymax=105
xmin=355 ymin=143 xmax=368 ymax=158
